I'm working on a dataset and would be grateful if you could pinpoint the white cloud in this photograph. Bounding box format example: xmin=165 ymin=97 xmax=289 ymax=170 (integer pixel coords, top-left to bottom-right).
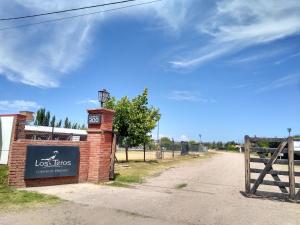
xmin=274 ymin=52 xmax=300 ymax=65
xmin=228 ymin=48 xmax=289 ymax=64
xmin=77 ymin=99 xmax=98 ymax=105
xmin=256 ymin=74 xmax=300 ymax=93
xmin=0 ymin=0 xmax=192 ymax=88
xmin=168 ymin=90 xmax=214 ymax=103
xmin=171 ymin=0 xmax=300 ymax=68
xmin=0 ymin=100 xmax=40 ymax=111
xmin=179 ymin=134 xmax=189 ymax=142
xmin=2 ymin=0 xmax=299 ymax=84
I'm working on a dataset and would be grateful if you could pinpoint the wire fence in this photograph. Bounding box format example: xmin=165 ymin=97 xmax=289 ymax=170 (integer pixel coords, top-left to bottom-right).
xmin=115 ymin=141 xmax=208 ymax=161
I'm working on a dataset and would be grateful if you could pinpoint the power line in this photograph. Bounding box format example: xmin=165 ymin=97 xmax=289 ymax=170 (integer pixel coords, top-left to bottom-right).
xmin=0 ymin=0 xmax=137 ymax=21
xmin=0 ymin=0 xmax=161 ymax=31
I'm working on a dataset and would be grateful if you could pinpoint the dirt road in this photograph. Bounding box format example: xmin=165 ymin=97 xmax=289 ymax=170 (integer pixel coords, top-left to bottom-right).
xmin=1 ymin=152 xmax=300 ymax=225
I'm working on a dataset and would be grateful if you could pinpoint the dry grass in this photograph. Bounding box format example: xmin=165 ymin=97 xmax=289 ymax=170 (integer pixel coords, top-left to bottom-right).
xmin=110 ymin=152 xmax=215 ymax=186
xmin=116 ymin=150 xmax=181 ymax=161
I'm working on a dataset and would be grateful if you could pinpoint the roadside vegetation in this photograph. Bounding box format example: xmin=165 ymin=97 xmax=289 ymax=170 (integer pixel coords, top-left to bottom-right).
xmin=175 ymin=183 xmax=188 ymax=189
xmin=0 ymin=165 xmax=60 ymax=211
xmin=108 ymin=152 xmax=215 ymax=187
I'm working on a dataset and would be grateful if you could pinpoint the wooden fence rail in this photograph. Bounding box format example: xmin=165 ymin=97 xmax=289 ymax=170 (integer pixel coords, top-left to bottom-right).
xmin=244 ymin=135 xmax=300 ymax=202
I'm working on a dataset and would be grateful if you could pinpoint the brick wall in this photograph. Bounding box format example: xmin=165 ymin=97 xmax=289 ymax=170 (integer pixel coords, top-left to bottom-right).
xmin=8 ymin=140 xmax=90 ymax=188
xmin=8 ymin=108 xmax=115 ymax=188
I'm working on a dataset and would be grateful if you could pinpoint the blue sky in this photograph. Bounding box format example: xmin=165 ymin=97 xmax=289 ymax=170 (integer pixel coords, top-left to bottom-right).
xmin=0 ymin=0 xmax=300 ymax=142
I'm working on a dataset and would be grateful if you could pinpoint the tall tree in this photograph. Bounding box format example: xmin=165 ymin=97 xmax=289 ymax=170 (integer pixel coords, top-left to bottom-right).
xmin=161 ymin=137 xmax=172 ymax=149
xmin=64 ymin=117 xmax=71 ymax=128
xmin=43 ymin=111 xmax=51 ymax=126
xmin=34 ymin=108 xmax=46 ymax=126
xmin=105 ymin=88 xmax=160 ymax=161
xmin=80 ymin=124 xmax=87 ymax=130
xmin=56 ymin=120 xmax=62 ymax=128
xmin=50 ymin=116 xmax=56 ymax=127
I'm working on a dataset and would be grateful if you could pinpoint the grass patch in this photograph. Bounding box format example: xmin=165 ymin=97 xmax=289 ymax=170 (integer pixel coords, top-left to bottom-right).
xmin=175 ymin=183 xmax=188 ymax=189
xmin=0 ymin=165 xmax=8 ymax=186
xmin=106 ymin=181 xmax=132 ymax=188
xmin=0 ymin=165 xmax=60 ymax=211
xmin=113 ymin=152 xmax=215 ymax=185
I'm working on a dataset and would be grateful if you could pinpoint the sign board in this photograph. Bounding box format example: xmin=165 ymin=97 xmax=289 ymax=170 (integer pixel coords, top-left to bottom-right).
xmin=181 ymin=141 xmax=189 ymax=155
xmin=88 ymin=114 xmax=101 ymax=125
xmin=25 ymin=145 xmax=79 ymax=179
xmin=294 ymin=141 xmax=300 ymax=152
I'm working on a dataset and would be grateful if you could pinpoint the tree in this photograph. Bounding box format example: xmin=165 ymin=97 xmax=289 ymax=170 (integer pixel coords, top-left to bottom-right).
xmin=105 ymin=88 xmax=160 ymax=161
xmin=43 ymin=111 xmax=50 ymax=126
xmin=34 ymin=108 xmax=46 ymax=126
xmin=224 ymin=141 xmax=238 ymax=151
xmin=161 ymin=137 xmax=172 ymax=150
xmin=64 ymin=117 xmax=71 ymax=128
xmin=50 ymin=116 xmax=56 ymax=127
xmin=257 ymin=140 xmax=269 ymax=148
xmin=146 ymin=139 xmax=156 ymax=150
xmin=79 ymin=124 xmax=86 ymax=130
xmin=189 ymin=140 xmax=198 ymax=145
xmin=33 ymin=108 xmax=82 ymax=130
xmin=56 ymin=120 xmax=62 ymax=128
xmin=106 ymin=96 xmax=131 ymax=160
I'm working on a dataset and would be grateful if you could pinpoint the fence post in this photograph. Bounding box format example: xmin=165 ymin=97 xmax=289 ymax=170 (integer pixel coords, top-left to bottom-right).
xmin=288 ymin=137 xmax=295 ymax=200
xmin=244 ymin=135 xmax=251 ymax=194
xmin=172 ymin=139 xmax=175 ymax=158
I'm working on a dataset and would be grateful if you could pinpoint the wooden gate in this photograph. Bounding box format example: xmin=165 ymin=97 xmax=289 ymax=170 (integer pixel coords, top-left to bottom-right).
xmin=244 ymin=136 xmax=300 ymax=202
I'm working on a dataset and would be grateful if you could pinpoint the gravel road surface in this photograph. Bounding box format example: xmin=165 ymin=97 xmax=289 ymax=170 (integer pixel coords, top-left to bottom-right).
xmin=1 ymin=152 xmax=300 ymax=225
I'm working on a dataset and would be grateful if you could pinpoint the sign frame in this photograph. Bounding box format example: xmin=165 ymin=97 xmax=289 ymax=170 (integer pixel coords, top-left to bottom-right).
xmin=294 ymin=141 xmax=300 ymax=152
xmin=88 ymin=114 xmax=101 ymax=125
xmin=24 ymin=145 xmax=79 ymax=179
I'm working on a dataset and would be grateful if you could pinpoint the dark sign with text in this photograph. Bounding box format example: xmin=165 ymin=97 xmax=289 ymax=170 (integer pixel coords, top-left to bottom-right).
xmin=88 ymin=114 xmax=101 ymax=125
xmin=25 ymin=146 xmax=79 ymax=179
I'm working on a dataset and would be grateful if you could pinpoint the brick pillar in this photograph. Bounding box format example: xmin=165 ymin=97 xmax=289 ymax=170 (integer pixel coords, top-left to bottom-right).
xmin=87 ymin=108 xmax=115 ymax=183
xmin=14 ymin=114 xmax=27 ymax=140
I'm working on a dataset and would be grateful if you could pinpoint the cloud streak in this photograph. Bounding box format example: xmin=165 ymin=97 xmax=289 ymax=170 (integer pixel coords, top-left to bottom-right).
xmin=0 ymin=100 xmax=40 ymax=111
xmin=256 ymin=74 xmax=300 ymax=93
xmin=77 ymin=99 xmax=98 ymax=105
xmin=0 ymin=0 xmax=190 ymax=88
xmin=170 ymin=0 xmax=300 ymax=69
xmin=168 ymin=90 xmax=214 ymax=103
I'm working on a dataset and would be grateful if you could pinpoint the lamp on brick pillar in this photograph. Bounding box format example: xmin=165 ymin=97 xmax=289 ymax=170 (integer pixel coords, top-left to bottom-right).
xmin=87 ymin=90 xmax=115 ymax=183
xmin=98 ymin=89 xmax=110 ymax=108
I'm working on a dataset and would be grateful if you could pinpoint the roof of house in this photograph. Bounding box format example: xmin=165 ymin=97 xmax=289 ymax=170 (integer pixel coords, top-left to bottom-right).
xmin=25 ymin=125 xmax=87 ymax=136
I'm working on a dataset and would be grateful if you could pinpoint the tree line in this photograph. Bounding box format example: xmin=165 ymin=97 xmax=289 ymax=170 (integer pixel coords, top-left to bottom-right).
xmin=203 ymin=141 xmax=240 ymax=151
xmin=34 ymin=108 xmax=86 ymax=130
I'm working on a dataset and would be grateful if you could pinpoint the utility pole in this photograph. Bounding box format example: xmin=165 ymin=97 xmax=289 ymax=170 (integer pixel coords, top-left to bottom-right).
xmin=199 ymin=134 xmax=202 ymax=152
xmin=172 ymin=138 xmax=175 ymax=158
xmin=156 ymin=115 xmax=162 ymax=159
